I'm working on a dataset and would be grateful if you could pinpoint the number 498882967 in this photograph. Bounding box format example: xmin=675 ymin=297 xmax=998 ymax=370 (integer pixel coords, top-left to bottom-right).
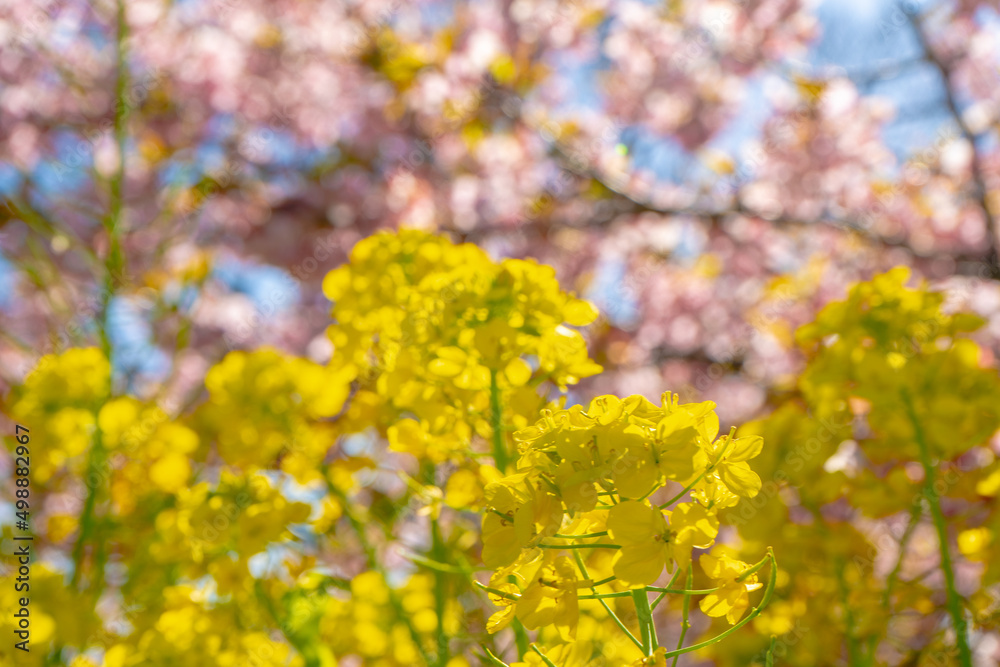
xmin=14 ymin=425 xmax=30 ymax=516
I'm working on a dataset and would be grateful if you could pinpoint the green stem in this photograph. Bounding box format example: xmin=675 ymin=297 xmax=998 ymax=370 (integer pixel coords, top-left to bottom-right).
xmin=511 ymin=619 xmax=530 ymax=659
xmin=671 ymin=563 xmax=694 ymax=667
xmin=578 ymin=592 xmax=631 ymax=600
xmin=836 ymin=557 xmax=862 ymax=666
xmin=659 ymin=428 xmax=735 ymax=509
xmin=254 ymin=580 xmax=315 ymax=663
xmin=648 ymin=585 xmax=722 ymax=595
xmin=658 ymin=472 xmax=707 ymax=509
xmin=529 ymin=644 xmax=558 ymax=667
xmin=404 ymin=552 xmax=471 ymax=575
xmin=663 ymin=548 xmax=778 ymax=660
xmin=577 ymin=584 xmax=725 ymax=601
xmin=422 ymin=462 xmax=451 ymax=667
xmin=6 ymin=198 xmax=103 ymax=275
xmin=901 ymin=391 xmax=973 ymax=667
xmin=490 ymin=370 xmax=508 ymax=472
xmin=651 ymin=569 xmax=682 ymax=611
xmin=70 ymin=428 xmax=105 ymax=590
xmin=572 ymin=551 xmax=643 ymax=651
xmin=867 ymin=501 xmax=922 ymax=665
xmin=632 ymin=588 xmax=657 ymax=655
xmin=537 ymin=542 xmax=621 ymax=550
xmin=430 ymin=518 xmax=450 ymax=666
xmin=475 ymin=582 xmax=519 ymax=601
xmin=551 ymin=531 xmax=609 ymax=539
xmin=326 ymin=480 xmax=434 ymax=666
xmin=482 ymin=648 xmax=510 ymax=667
xmin=100 ymin=0 xmax=129 ymax=359
xmin=735 ymin=554 xmax=771 ymax=582
xmin=71 ymin=0 xmax=130 ymax=600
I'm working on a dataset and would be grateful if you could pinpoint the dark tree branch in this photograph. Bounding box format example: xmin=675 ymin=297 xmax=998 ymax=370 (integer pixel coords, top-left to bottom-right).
xmin=908 ymin=10 xmax=1000 ymax=278
xmin=447 ymin=49 xmax=999 ymax=281
xmin=545 ymin=140 xmax=997 ymax=268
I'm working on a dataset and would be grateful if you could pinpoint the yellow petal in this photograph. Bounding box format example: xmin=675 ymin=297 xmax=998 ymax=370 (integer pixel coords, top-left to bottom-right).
xmin=564 ymin=299 xmax=599 ymax=326
xmin=388 ymin=420 xmax=426 ymax=456
xmin=976 ymin=468 xmax=1000 ymax=496
xmin=718 ymin=461 xmax=762 ymax=497
xmin=657 ymin=440 xmax=698 ymax=482
xmin=726 ymin=435 xmax=763 ymax=462
xmin=615 ymin=447 xmax=659 ymax=499
xmin=698 ymin=583 xmax=745 ymax=622
xmin=958 ymin=527 xmax=991 ymax=559
xmin=589 ymin=395 xmax=624 ymax=425
xmin=698 ymin=410 xmax=720 ymax=442
xmin=149 ymin=453 xmax=191 ymax=493
xmin=607 ymin=501 xmax=663 ymax=545
xmin=435 ymin=346 xmax=468 ymax=361
xmin=458 ymin=364 xmax=492 ymax=390
xmin=487 ymin=605 xmax=516 ymax=634
xmin=428 ymin=358 xmax=464 ymax=378
xmin=504 ymin=358 xmax=533 ymax=387
xmin=671 ymin=503 xmax=719 ymax=548
xmin=445 ymin=469 xmax=482 ymax=509
xmin=482 ymin=515 xmax=521 ymax=569
xmin=656 ymin=412 xmax=698 ymax=448
xmin=612 ymin=542 xmax=667 ymax=587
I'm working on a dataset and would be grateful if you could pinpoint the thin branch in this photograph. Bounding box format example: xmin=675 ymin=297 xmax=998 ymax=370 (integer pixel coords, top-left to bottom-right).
xmin=901 ymin=389 xmax=973 ymax=667
xmin=572 ymin=551 xmax=644 ymax=651
xmin=460 ymin=75 xmax=1000 ymax=279
xmin=908 ymin=9 xmax=1000 ymax=279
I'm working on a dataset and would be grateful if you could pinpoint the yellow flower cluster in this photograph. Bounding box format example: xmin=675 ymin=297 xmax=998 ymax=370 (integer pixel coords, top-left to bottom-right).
xmin=481 ymin=393 xmax=769 ymax=648
xmin=797 ymin=266 xmax=999 ymax=461
xmin=318 ymin=571 xmax=468 ymax=666
xmin=101 ymin=586 xmax=301 ymax=667
xmin=7 ymin=347 xmax=110 ymax=483
xmin=99 ymin=397 xmax=200 ymax=502
xmin=197 ymin=348 xmax=354 ymax=482
xmin=718 ymin=269 xmax=1000 ymax=666
xmin=323 ymin=229 xmax=601 ymax=465
xmin=1 ymin=231 xmax=781 ymax=667
xmin=150 ymin=470 xmax=311 ymax=572
xmin=7 ymin=348 xmax=202 ymax=511
xmin=0 ymin=563 xmax=97 ymax=667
